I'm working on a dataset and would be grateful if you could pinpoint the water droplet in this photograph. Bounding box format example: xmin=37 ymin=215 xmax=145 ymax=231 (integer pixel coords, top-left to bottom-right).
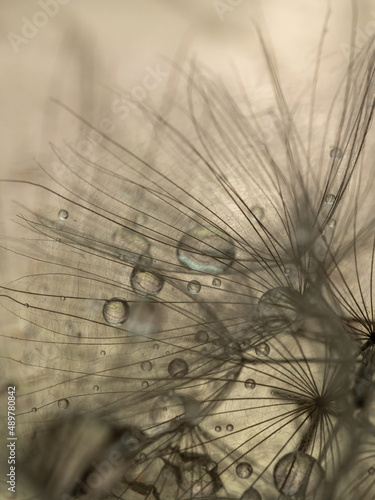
xmin=236 ymin=462 xmax=253 ymax=479
xmin=240 ymin=486 xmax=262 ymax=500
xmin=162 ymin=464 xmax=175 ymax=480
xmin=141 ymin=361 xmax=152 ymax=372
xmin=168 ymin=358 xmax=189 ymax=378
xmin=330 ymin=146 xmax=342 ymax=159
xmin=368 ymin=467 xmax=375 ymax=475
xmin=139 ymin=452 xmax=146 ymax=462
xmin=325 ymin=193 xmax=336 ymax=205
xmin=24 ymin=303 xmax=29 ymax=308
xmin=58 ymin=398 xmax=69 ymax=410
xmin=249 ymin=206 xmax=264 ymax=222
xmin=100 ymin=350 xmax=106 ymax=356
xmin=153 ymin=344 xmax=159 ymax=350
xmin=212 ymin=278 xmax=221 ymax=287
xmin=226 ymin=424 xmax=234 ymax=432
xmin=142 ymin=381 xmax=149 ymax=389
xmin=224 ymin=341 xmax=242 ymax=359
xmin=327 ymin=218 xmax=336 ymax=228
xmin=58 ymin=209 xmax=69 ymax=220
xmin=93 ymin=385 xmax=99 ymax=392
xmin=258 ymin=287 xmax=300 ymax=328
xmin=31 ymin=407 xmax=37 ymax=413
xmin=255 ymin=343 xmax=270 ymax=357
xmin=130 ymin=267 xmax=164 ymax=297
xmin=187 ymin=280 xmax=201 ymax=294
xmin=273 ymin=451 xmax=324 ymax=496
xmin=60 ymin=296 xmax=66 ymax=301
xmin=195 ymin=330 xmax=209 ymax=344
xmin=215 ymin=425 xmax=222 ymax=432
xmin=245 ymin=379 xmax=256 ymax=390
xmin=177 ymin=226 xmax=235 ymax=274
xmin=103 ymin=297 xmax=129 ymax=326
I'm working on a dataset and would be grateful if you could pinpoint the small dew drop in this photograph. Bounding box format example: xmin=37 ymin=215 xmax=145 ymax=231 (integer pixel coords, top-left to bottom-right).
xmin=369 ymin=467 xmax=375 ymax=475
xmin=58 ymin=209 xmax=69 ymax=220
xmin=245 ymin=379 xmax=256 ymax=390
xmin=195 ymin=330 xmax=209 ymax=344
xmin=212 ymin=278 xmax=221 ymax=287
xmin=93 ymin=385 xmax=99 ymax=392
xmin=329 ymin=146 xmax=343 ymax=159
xmin=142 ymin=381 xmax=149 ymax=389
xmin=24 ymin=303 xmax=29 ymax=308
xmin=153 ymin=344 xmax=159 ymax=350
xmin=226 ymin=424 xmax=234 ymax=432
xmin=187 ymin=280 xmax=201 ymax=294
xmin=215 ymin=425 xmax=222 ymax=432
xmin=236 ymin=462 xmax=253 ymax=479
xmin=168 ymin=358 xmax=189 ymax=378
xmin=141 ymin=361 xmax=152 ymax=372
xmin=255 ymin=343 xmax=270 ymax=357
xmin=100 ymin=350 xmax=106 ymax=356
xmin=58 ymin=398 xmax=69 ymax=410
xmin=60 ymin=296 xmax=66 ymax=301
xmin=31 ymin=407 xmax=37 ymax=413
xmin=325 ymin=193 xmax=336 ymax=205
xmin=103 ymin=297 xmax=129 ymax=326
xmin=327 ymin=218 xmax=336 ymax=228
xmin=250 ymin=206 xmax=264 ymax=222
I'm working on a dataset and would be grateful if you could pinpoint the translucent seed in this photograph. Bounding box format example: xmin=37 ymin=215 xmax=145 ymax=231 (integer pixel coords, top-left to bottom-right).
xmin=168 ymin=358 xmax=189 ymax=378
xmin=325 ymin=193 xmax=336 ymax=205
xmin=236 ymin=462 xmax=253 ymax=479
xmin=212 ymin=278 xmax=221 ymax=287
xmin=130 ymin=267 xmax=164 ymax=297
xmin=245 ymin=379 xmax=256 ymax=390
xmin=226 ymin=424 xmax=234 ymax=432
xmin=249 ymin=206 xmax=264 ymax=222
xmin=187 ymin=280 xmax=201 ymax=294
xmin=273 ymin=451 xmax=324 ymax=496
xmin=58 ymin=399 xmax=69 ymax=410
xmin=195 ymin=330 xmax=209 ymax=344
xmin=141 ymin=361 xmax=152 ymax=372
xmin=177 ymin=226 xmax=235 ymax=274
xmin=103 ymin=297 xmax=129 ymax=326
xmin=215 ymin=425 xmax=222 ymax=432
xmin=58 ymin=209 xmax=69 ymax=220
xmin=255 ymin=343 xmax=270 ymax=357
xmin=240 ymin=486 xmax=262 ymax=500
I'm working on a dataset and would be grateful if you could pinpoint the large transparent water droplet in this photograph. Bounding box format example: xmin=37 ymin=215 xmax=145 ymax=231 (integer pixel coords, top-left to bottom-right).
xmin=130 ymin=268 xmax=164 ymax=297
xmin=273 ymin=451 xmax=324 ymax=496
xmin=168 ymin=358 xmax=189 ymax=378
xmin=241 ymin=487 xmax=262 ymax=500
xmin=187 ymin=280 xmax=201 ymax=294
xmin=195 ymin=330 xmax=209 ymax=344
xmin=245 ymin=379 xmax=256 ymax=390
xmin=58 ymin=209 xmax=69 ymax=220
xmin=177 ymin=226 xmax=235 ymax=274
xmin=103 ymin=297 xmax=129 ymax=326
xmin=255 ymin=343 xmax=270 ymax=357
xmin=236 ymin=462 xmax=253 ymax=479
xmin=57 ymin=398 xmax=69 ymax=410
